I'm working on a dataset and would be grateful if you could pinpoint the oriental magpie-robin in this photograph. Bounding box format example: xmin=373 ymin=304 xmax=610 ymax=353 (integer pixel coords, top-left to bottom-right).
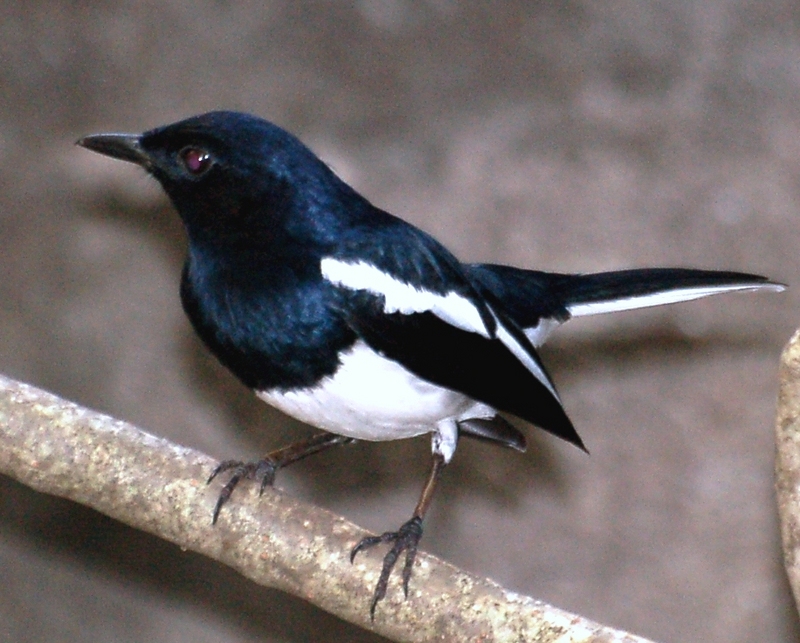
xmin=78 ymin=111 xmax=784 ymax=617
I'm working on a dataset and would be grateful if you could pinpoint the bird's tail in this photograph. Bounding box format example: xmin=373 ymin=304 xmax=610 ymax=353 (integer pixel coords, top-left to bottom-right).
xmin=466 ymin=264 xmax=785 ymax=345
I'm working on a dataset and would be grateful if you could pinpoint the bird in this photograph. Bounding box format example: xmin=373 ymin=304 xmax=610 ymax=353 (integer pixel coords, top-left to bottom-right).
xmin=77 ymin=111 xmax=785 ymax=617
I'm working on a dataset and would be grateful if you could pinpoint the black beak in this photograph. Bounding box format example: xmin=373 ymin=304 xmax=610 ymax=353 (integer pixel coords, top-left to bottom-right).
xmin=76 ymin=133 xmax=151 ymax=168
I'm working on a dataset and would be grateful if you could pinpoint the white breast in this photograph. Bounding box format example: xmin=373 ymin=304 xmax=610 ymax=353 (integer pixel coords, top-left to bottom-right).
xmin=257 ymin=340 xmax=493 ymax=445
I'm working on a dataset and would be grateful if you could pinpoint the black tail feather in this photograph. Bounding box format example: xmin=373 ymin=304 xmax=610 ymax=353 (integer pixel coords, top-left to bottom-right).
xmin=467 ymin=264 xmax=783 ymax=329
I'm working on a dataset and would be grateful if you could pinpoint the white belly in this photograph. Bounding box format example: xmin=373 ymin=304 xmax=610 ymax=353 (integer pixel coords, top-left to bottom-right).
xmin=257 ymin=340 xmax=493 ymax=443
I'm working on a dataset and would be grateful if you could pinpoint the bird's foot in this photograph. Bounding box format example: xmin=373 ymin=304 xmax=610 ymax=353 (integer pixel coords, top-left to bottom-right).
xmin=207 ymin=432 xmax=354 ymax=524
xmin=350 ymin=515 xmax=424 ymax=619
xmin=207 ymin=458 xmax=278 ymax=524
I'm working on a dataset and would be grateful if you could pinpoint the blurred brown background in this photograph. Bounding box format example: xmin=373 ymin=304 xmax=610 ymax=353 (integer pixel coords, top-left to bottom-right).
xmin=1 ymin=2 xmax=799 ymax=641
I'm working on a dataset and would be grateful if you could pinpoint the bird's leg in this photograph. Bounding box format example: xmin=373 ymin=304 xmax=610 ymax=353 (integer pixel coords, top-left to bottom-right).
xmin=350 ymin=451 xmax=446 ymax=619
xmin=208 ymin=432 xmax=353 ymax=523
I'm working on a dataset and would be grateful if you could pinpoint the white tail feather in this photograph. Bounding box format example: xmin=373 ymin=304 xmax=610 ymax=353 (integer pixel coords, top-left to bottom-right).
xmin=566 ymin=282 xmax=784 ymax=318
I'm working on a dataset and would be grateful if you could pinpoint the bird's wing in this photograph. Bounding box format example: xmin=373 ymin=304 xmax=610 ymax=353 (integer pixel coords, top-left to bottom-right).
xmin=466 ymin=264 xmax=785 ymax=346
xmin=320 ymin=233 xmax=584 ymax=449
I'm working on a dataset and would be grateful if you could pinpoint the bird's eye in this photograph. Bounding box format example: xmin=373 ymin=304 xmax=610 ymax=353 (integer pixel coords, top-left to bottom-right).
xmin=179 ymin=147 xmax=213 ymax=175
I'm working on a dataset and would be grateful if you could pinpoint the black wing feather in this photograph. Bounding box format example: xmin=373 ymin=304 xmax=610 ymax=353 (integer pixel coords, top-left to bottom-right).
xmin=334 ymin=289 xmax=584 ymax=449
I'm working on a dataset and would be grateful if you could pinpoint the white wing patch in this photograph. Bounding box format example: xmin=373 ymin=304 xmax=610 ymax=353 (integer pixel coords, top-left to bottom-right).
xmin=567 ymin=282 xmax=785 ymax=318
xmin=492 ymin=311 xmax=561 ymax=401
xmin=321 ymin=257 xmax=490 ymax=337
xmin=322 ymin=257 xmax=561 ymax=403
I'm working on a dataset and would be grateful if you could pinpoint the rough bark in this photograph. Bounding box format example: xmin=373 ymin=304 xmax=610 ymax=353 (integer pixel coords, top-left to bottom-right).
xmin=0 ymin=373 xmax=655 ymax=643
xmin=776 ymin=329 xmax=800 ymax=614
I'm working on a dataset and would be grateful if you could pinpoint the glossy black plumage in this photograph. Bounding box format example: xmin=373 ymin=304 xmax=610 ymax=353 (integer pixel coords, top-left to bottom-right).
xmin=77 ymin=110 xmax=784 ymax=616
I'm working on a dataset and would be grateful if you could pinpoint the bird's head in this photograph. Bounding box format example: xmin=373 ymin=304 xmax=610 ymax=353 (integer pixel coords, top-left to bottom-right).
xmin=78 ymin=111 xmax=352 ymax=249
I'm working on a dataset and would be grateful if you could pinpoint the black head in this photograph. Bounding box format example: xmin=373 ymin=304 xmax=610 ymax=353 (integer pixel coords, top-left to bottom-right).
xmin=78 ymin=111 xmax=359 ymax=249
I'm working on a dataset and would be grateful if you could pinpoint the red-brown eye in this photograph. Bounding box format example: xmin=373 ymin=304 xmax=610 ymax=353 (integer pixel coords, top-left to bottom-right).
xmin=179 ymin=147 xmax=213 ymax=175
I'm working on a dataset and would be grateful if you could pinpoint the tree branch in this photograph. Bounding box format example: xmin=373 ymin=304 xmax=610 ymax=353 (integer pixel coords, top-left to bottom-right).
xmin=0 ymin=373 xmax=655 ymax=642
xmin=776 ymin=329 xmax=800 ymax=615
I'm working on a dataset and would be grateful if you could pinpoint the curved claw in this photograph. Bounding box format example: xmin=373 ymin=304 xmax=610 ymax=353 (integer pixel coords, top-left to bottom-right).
xmin=207 ymin=458 xmax=278 ymax=524
xmin=350 ymin=516 xmax=424 ymax=619
xmin=207 ymin=459 xmax=238 ymax=484
xmin=206 ymin=433 xmax=353 ymax=525
xmin=350 ymin=534 xmax=384 ymax=562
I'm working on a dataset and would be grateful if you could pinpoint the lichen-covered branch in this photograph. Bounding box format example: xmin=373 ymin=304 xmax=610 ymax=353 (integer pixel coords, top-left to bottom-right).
xmin=0 ymin=373 xmax=655 ymax=643
xmin=776 ymin=329 xmax=800 ymax=614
